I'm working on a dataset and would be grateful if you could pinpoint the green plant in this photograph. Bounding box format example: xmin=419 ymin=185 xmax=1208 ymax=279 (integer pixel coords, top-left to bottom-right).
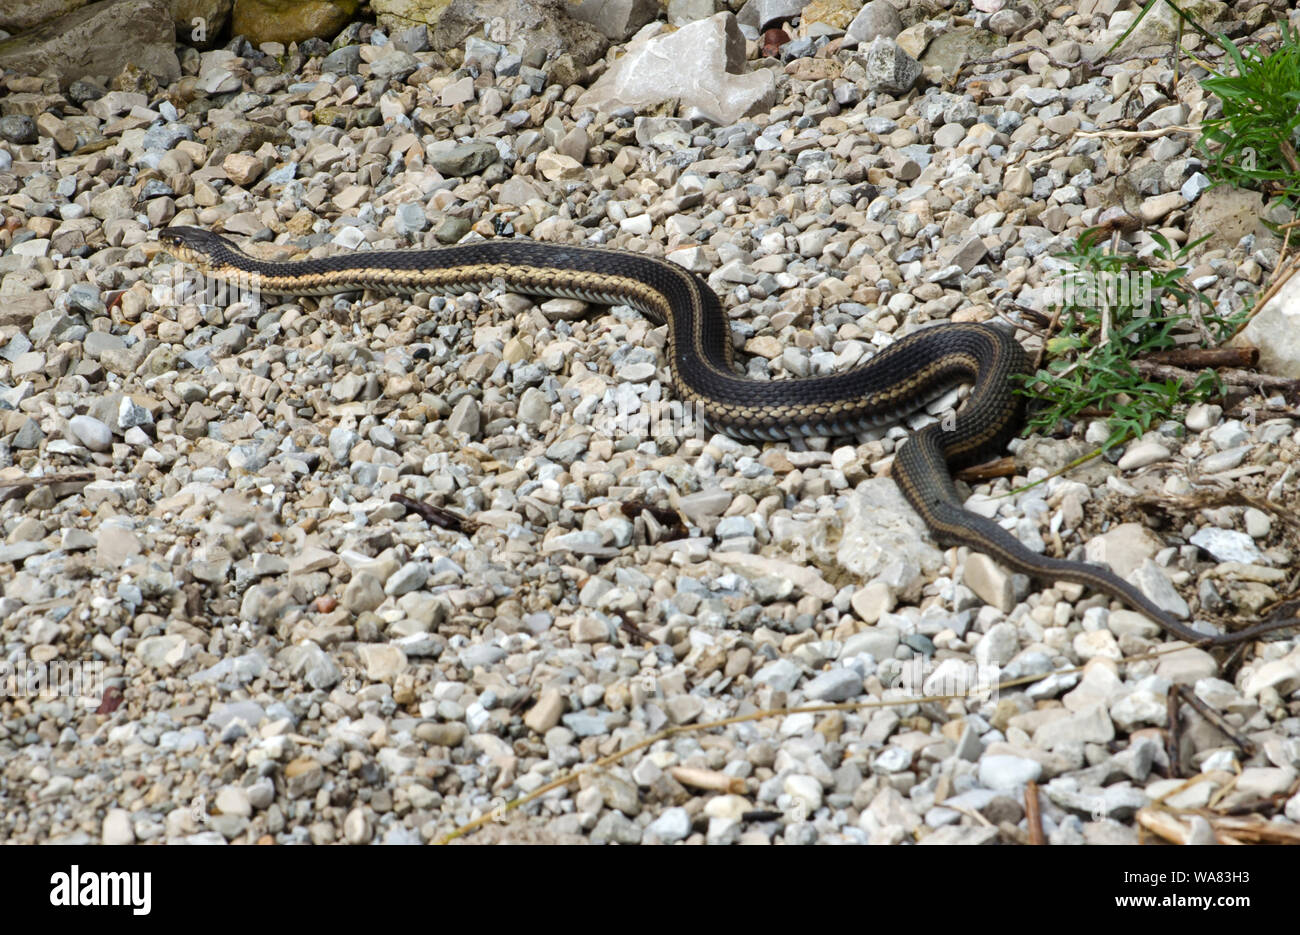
xmin=1018 ymin=231 xmax=1231 ymax=450
xmin=1197 ymin=18 xmax=1300 ymax=215
xmin=1017 ymin=3 xmax=1295 ymax=463
xmin=1099 ymin=1 xmax=1300 ymax=216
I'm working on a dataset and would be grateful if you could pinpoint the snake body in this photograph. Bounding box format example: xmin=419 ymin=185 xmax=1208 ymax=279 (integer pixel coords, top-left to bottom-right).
xmin=160 ymin=226 xmax=1296 ymax=647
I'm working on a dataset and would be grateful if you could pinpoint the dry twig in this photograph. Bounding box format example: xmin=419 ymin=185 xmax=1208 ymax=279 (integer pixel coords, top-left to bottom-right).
xmin=1025 ymin=780 xmax=1045 ymax=845
xmin=1176 ymin=684 xmax=1256 ymax=756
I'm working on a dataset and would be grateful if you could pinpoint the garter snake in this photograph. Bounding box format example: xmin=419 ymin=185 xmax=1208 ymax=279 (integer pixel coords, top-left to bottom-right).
xmin=159 ymin=226 xmax=1297 ymax=647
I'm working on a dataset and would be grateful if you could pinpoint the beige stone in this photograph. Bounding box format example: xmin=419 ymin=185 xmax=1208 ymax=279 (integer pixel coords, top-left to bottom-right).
xmin=230 ymin=0 xmax=357 ymax=46
xmin=962 ymin=552 xmax=1014 ymax=613
xmin=0 ymin=0 xmax=180 ymax=88
xmin=222 ymin=152 xmax=265 ymax=186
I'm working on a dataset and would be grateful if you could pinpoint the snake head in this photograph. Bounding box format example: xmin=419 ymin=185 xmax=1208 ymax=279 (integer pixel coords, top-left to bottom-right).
xmin=159 ymin=226 xmax=223 ymax=250
xmin=157 ymin=226 xmax=238 ymax=266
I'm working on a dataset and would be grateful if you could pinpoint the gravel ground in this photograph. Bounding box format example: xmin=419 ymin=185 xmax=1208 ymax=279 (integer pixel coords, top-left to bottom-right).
xmin=2 ymin=1 xmax=1299 ymax=845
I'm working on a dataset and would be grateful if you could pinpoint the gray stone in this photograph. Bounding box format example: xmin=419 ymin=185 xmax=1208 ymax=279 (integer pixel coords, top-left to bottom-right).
xmin=1190 ymin=527 xmax=1262 ymax=564
xmin=561 ymin=711 xmax=610 ymax=736
xmin=190 ymin=651 xmax=269 ymax=686
xmin=0 ymin=332 xmax=32 ymax=362
xmin=837 ymin=479 xmax=944 ymax=600
xmin=1209 ymin=420 xmax=1248 ymax=450
xmin=859 ymin=36 xmax=922 ymax=95
xmin=136 ymin=634 xmax=186 ymax=668
xmin=1034 ymin=704 xmax=1115 ymax=749
xmin=446 ymin=396 xmax=481 ymax=438
xmin=207 ymin=701 xmax=266 ymax=730
xmin=715 ymin=515 xmax=754 ymax=538
xmin=1199 ymin=445 xmax=1250 ymax=473
xmin=845 ymin=0 xmax=901 ymax=44
xmin=117 ymin=396 xmax=152 ymax=429
xmin=385 ymin=562 xmax=429 ymax=597
xmin=90 ymin=186 xmax=136 ymax=221
xmin=590 ymin=810 xmax=643 ymax=843
xmin=1 ymin=0 xmax=94 ymax=34
xmin=918 ymin=25 xmax=1005 ymax=73
xmin=737 ymin=0 xmax=807 ymax=32
xmin=988 ymin=8 xmax=1025 ymax=36
xmin=212 ymin=325 xmax=249 ymax=356
xmin=343 ymin=572 xmax=386 ymax=614
xmin=753 ymin=658 xmax=800 ymax=692
xmin=13 ymin=418 xmax=44 ymax=449
xmin=804 ymin=668 xmax=862 ymax=702
xmin=417 ymin=0 xmax=609 ymax=67
xmin=1108 ymin=0 xmax=1228 ymax=56
xmin=570 ymin=0 xmax=659 ymax=39
xmin=643 ymin=806 xmax=692 ymax=843
xmin=1238 ymin=260 xmax=1300 ymax=375
xmin=0 ymin=115 xmax=38 ymax=144
xmin=1131 ymin=560 xmax=1191 ymax=619
xmin=873 ymin=746 xmax=912 ymax=773
xmin=436 ymin=217 xmax=472 ymax=244
xmin=329 ymin=427 xmax=360 ymax=464
xmin=676 ymin=488 xmax=731 ymax=527
xmin=974 ymin=622 xmax=1019 ymax=667
xmin=1156 ymin=647 xmax=1218 ymax=686
xmin=66 ymin=78 xmax=104 ymax=105
xmin=460 ymin=644 xmax=506 ymax=668
xmin=576 ymin=13 xmax=776 ymax=126
xmin=1190 ymin=184 xmax=1270 ymax=254
xmin=209 ymin=117 xmax=289 ymax=161
xmin=1084 ymin=523 xmax=1161 ymax=579
xmin=31 ymin=310 xmax=85 ymax=346
xmin=68 ymin=415 xmax=113 ymax=451
xmin=1181 ymin=172 xmax=1212 ymax=202
xmin=918 ymin=824 xmax=999 ymax=845
xmin=369 ymin=48 xmax=419 ymax=81
xmin=394 ymin=202 xmax=429 ymax=235
xmin=1044 ymin=777 xmax=1147 ymax=820
xmin=543 ymin=530 xmax=612 ymax=555
xmin=978 ymin=754 xmax=1041 ymax=791
xmin=517 ymin=387 xmax=552 ymax=426
xmin=955 ymin=723 xmax=985 ymax=761
xmin=1110 ymin=690 xmax=1168 ymax=731
xmin=281 ymin=643 xmax=340 ymax=691
xmin=83 ymin=331 xmax=126 ymax=358
xmin=321 ymin=45 xmax=362 ymax=74
xmin=667 ymin=0 xmax=716 ymax=26
xmin=391 ymin=25 xmax=430 ymax=52
xmin=0 ymin=0 xmax=180 ymax=89
xmin=0 ymin=540 xmax=49 ymax=564
xmin=839 ymin=626 xmax=900 ymax=661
